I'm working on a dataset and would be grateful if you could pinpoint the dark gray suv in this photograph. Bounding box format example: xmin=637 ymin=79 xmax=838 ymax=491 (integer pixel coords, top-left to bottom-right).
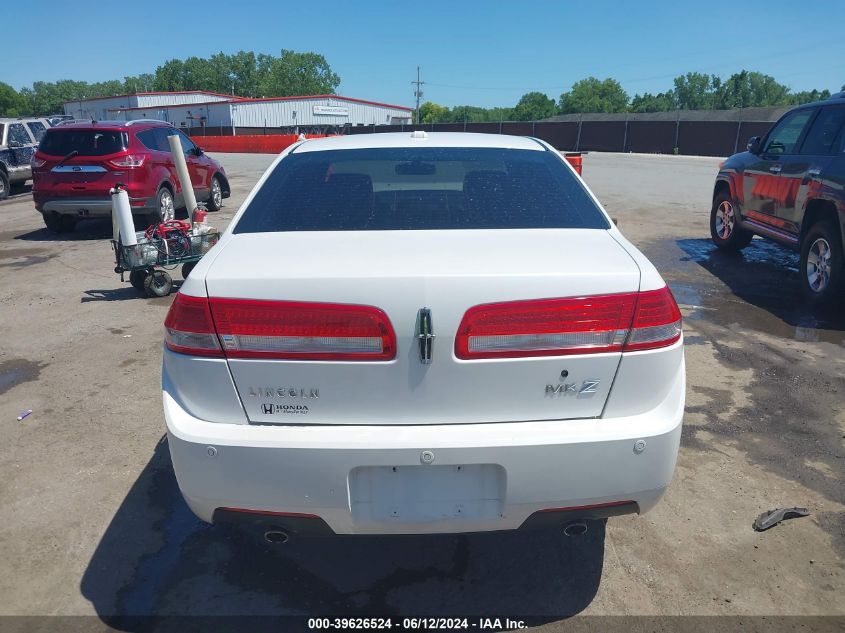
xmin=711 ymin=92 xmax=845 ymax=304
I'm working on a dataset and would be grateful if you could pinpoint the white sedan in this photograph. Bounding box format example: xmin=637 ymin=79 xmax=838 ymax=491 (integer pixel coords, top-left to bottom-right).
xmin=162 ymin=132 xmax=684 ymax=540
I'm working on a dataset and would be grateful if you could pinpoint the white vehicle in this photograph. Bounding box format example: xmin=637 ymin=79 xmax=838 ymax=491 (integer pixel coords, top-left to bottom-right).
xmin=162 ymin=132 xmax=684 ymax=540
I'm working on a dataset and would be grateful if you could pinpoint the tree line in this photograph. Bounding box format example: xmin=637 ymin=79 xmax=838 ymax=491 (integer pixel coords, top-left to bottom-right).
xmin=419 ymin=71 xmax=842 ymax=123
xmin=0 ymin=50 xmax=340 ymax=117
xmin=1 ymin=58 xmax=840 ymax=122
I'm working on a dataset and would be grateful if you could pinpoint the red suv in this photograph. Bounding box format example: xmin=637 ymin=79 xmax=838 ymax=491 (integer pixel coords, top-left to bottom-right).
xmin=31 ymin=120 xmax=230 ymax=233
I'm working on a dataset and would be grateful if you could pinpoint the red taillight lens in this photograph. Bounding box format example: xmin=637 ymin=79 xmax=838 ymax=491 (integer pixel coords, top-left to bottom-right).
xmin=625 ymin=287 xmax=683 ymax=351
xmin=455 ymin=293 xmax=637 ymax=359
xmin=30 ymin=156 xmax=47 ymax=169
xmin=164 ymin=293 xmax=223 ymax=357
xmin=455 ymin=287 xmax=681 ymax=359
xmin=164 ymin=295 xmax=396 ymax=360
xmin=109 ymin=154 xmax=145 ymax=168
xmin=209 ymin=298 xmax=396 ymax=361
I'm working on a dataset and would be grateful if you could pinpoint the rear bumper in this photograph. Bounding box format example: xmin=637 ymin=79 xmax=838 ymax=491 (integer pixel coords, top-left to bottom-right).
xmin=35 ymin=196 xmax=154 ymax=217
xmin=163 ymin=365 xmax=684 ymax=535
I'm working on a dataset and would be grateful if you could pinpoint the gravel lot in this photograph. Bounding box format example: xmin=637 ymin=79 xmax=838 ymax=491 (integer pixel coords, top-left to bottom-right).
xmin=0 ymin=151 xmax=842 ymax=626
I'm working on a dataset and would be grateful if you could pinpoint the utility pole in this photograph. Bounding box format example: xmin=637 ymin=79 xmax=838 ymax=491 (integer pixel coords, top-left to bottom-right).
xmin=412 ymin=66 xmax=425 ymax=124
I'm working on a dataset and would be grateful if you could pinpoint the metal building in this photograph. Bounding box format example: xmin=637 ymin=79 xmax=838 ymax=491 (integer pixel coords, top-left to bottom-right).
xmin=63 ymin=91 xmax=232 ymax=121
xmin=64 ymin=92 xmax=412 ymax=133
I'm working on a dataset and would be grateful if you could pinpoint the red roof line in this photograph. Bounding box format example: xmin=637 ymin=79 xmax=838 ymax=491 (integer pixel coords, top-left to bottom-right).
xmin=63 ymin=90 xmax=234 ymax=105
xmin=98 ymin=94 xmax=411 ymax=112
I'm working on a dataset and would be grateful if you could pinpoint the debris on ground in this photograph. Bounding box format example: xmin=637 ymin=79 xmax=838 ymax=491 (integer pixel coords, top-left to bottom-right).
xmin=753 ymin=507 xmax=810 ymax=531
xmin=16 ymin=410 xmax=32 ymax=421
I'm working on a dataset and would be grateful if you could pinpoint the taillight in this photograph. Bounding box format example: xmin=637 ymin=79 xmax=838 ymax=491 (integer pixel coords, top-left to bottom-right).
xmin=209 ymin=298 xmax=396 ymax=361
xmin=164 ymin=294 xmax=223 ymax=357
xmin=109 ymin=154 xmax=145 ymax=168
xmin=165 ymin=295 xmax=396 ymax=360
xmin=624 ymin=287 xmax=683 ymax=351
xmin=455 ymin=286 xmax=681 ymax=359
xmin=30 ymin=156 xmax=47 ymax=169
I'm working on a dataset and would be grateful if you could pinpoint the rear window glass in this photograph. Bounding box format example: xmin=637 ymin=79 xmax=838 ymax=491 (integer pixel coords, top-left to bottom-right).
xmin=39 ymin=129 xmax=127 ymax=156
xmin=26 ymin=121 xmax=48 ymax=143
xmin=234 ymin=147 xmax=609 ymax=233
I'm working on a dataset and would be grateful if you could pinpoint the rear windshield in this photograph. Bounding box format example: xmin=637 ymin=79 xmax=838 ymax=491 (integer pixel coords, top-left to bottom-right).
xmin=234 ymin=147 xmax=609 ymax=233
xmin=39 ymin=129 xmax=127 ymax=156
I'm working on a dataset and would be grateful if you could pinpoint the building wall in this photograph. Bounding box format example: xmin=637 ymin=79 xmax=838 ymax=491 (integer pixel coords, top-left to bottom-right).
xmin=109 ymin=98 xmax=411 ymax=129
xmin=64 ymin=95 xmax=139 ymax=120
xmin=135 ymin=93 xmax=230 ymax=108
xmin=109 ymin=102 xmax=233 ymax=129
xmin=63 ymin=92 xmax=230 ymax=120
xmin=230 ymin=98 xmax=411 ymax=128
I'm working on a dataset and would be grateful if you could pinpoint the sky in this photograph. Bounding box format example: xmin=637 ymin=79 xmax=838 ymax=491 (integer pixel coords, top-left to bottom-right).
xmin=5 ymin=0 xmax=845 ymax=108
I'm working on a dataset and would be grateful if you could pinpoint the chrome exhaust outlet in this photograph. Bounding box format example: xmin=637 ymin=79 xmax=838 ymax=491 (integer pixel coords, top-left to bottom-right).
xmin=264 ymin=529 xmax=290 ymax=544
xmin=562 ymin=521 xmax=588 ymax=537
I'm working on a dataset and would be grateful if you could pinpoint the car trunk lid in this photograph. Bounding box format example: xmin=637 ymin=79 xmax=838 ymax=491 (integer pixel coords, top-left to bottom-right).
xmin=204 ymin=229 xmax=642 ymax=425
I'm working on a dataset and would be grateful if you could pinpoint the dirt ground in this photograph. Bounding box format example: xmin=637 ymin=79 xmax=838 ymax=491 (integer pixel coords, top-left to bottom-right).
xmin=0 ymin=151 xmax=842 ymax=627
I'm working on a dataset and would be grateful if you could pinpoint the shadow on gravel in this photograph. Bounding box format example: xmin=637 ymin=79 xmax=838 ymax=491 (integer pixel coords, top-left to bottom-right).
xmin=676 ymin=238 xmax=845 ymax=336
xmin=81 ymin=283 xmax=181 ymax=303
xmin=15 ymin=219 xmax=114 ymax=242
xmin=81 ymin=438 xmax=605 ymax=631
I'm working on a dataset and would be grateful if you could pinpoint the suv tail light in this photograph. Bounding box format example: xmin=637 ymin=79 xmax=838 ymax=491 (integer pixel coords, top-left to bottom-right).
xmin=30 ymin=156 xmax=47 ymax=169
xmin=455 ymin=286 xmax=681 ymax=359
xmin=164 ymin=295 xmax=396 ymax=361
xmin=109 ymin=154 xmax=146 ymax=168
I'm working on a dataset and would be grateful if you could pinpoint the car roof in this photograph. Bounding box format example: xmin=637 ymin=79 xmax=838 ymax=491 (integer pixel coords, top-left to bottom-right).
xmin=47 ymin=120 xmax=171 ymax=131
xmin=0 ymin=117 xmax=48 ymax=123
xmin=292 ymin=132 xmax=547 ymax=153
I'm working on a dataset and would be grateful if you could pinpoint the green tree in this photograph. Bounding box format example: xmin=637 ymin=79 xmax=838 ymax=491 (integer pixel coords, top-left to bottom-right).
xmin=789 ymin=89 xmax=831 ymax=105
xmin=22 ymin=80 xmax=91 ymax=115
xmin=714 ymin=71 xmax=790 ymax=108
xmin=629 ymin=91 xmax=676 ymax=112
xmin=0 ymin=82 xmax=29 ymax=116
xmin=672 ymin=72 xmax=719 ymax=109
xmin=255 ymin=49 xmax=340 ymax=97
xmin=123 ymin=74 xmax=155 ymax=93
xmin=511 ymin=91 xmax=556 ymax=121
xmin=558 ymin=77 xmax=628 ymax=114
xmin=449 ymin=105 xmax=490 ymax=122
xmin=419 ymin=101 xmax=450 ymax=123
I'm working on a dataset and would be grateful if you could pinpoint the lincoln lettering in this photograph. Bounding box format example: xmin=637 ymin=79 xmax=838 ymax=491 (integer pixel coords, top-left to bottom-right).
xmin=248 ymin=387 xmax=319 ymax=399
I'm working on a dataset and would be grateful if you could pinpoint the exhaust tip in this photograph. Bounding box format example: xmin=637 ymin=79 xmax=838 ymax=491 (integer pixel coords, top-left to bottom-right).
xmin=563 ymin=521 xmax=588 ymax=537
xmin=264 ymin=529 xmax=289 ymax=544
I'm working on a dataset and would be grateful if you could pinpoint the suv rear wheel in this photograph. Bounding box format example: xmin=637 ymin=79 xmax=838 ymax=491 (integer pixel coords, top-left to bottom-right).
xmin=710 ymin=191 xmax=753 ymax=251
xmin=0 ymin=170 xmax=9 ymax=200
xmin=43 ymin=212 xmax=77 ymax=233
xmin=800 ymin=220 xmax=843 ymax=305
xmin=147 ymin=186 xmax=175 ymax=226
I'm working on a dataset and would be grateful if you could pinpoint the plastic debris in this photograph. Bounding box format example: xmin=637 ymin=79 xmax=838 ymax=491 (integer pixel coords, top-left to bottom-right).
xmin=16 ymin=410 xmax=32 ymax=421
xmin=753 ymin=507 xmax=810 ymax=531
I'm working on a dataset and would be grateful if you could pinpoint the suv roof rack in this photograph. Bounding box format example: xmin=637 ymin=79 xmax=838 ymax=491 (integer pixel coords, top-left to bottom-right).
xmin=125 ymin=119 xmax=173 ymax=126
